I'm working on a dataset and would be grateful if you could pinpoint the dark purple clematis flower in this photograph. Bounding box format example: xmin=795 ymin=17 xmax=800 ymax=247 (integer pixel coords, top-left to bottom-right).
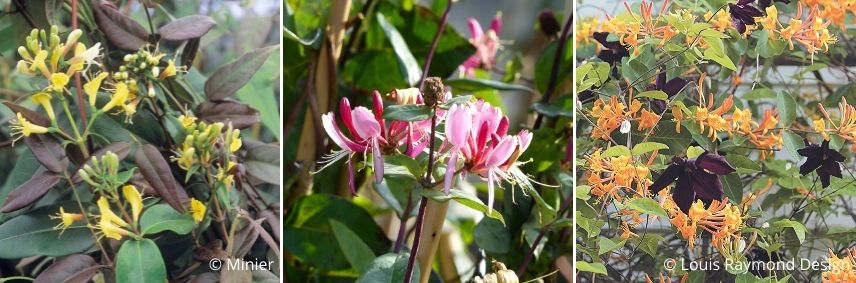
xmin=650 ymin=151 xmax=736 ymax=213
xmin=728 ymin=0 xmax=764 ymax=34
xmin=593 ymin=32 xmax=629 ymax=65
xmin=646 ymin=71 xmax=689 ymax=113
xmin=798 ymin=139 xmax=845 ymax=188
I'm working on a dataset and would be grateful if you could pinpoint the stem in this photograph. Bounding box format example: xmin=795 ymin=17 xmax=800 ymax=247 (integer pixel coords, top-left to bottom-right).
xmin=393 ymin=193 xmax=413 ymax=253
xmin=516 ymin=191 xmax=575 ymax=275
xmin=61 ymin=97 xmax=89 ymax=157
xmin=71 ymin=0 xmax=88 ymax=129
xmin=533 ymin=12 xmax=573 ymax=129
xmin=417 ymin=0 xmax=453 ymax=89
xmin=403 ymin=196 xmax=428 ymax=283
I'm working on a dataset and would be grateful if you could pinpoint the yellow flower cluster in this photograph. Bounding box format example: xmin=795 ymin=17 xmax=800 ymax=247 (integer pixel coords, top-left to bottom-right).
xmin=190 ymin=198 xmax=207 ymax=223
xmin=801 ymin=0 xmax=856 ymax=29
xmin=660 ymin=191 xmax=743 ymax=252
xmin=589 ymin=96 xmax=659 ymax=140
xmin=16 ymin=27 xmax=99 ymax=90
xmin=600 ymin=0 xmax=678 ymax=50
xmin=757 ymin=4 xmax=836 ymax=61
xmin=173 ymin=115 xmax=241 ymax=189
xmin=704 ymin=9 xmax=733 ymax=32
xmin=822 ymin=248 xmax=856 ymax=282
xmin=585 ymin=148 xmax=654 ymax=201
xmin=675 ymin=75 xmax=782 ymax=159
xmin=815 ymin=97 xmax=856 ymax=144
xmin=576 ymin=17 xmax=601 ymax=44
xmin=90 ymin=186 xmax=143 ymax=241
xmin=50 ymin=207 xmax=85 ymax=234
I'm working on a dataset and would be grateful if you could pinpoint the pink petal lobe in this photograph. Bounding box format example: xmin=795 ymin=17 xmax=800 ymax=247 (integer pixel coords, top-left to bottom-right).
xmin=351 ymin=107 xmax=382 ymax=139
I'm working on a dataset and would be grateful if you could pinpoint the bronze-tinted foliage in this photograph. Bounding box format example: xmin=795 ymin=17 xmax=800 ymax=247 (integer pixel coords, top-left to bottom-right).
xmin=135 ymin=144 xmax=188 ymax=212
xmin=195 ymin=100 xmax=260 ymax=129
xmin=0 ymin=172 xmax=61 ymax=213
xmin=3 ymin=101 xmax=50 ymax=127
xmin=91 ymin=0 xmax=150 ymax=50
xmin=158 ymin=15 xmax=216 ymax=41
xmin=204 ymin=45 xmax=277 ymax=101
xmin=33 ymin=254 xmax=101 ymax=283
xmin=25 ymin=135 xmax=69 ymax=173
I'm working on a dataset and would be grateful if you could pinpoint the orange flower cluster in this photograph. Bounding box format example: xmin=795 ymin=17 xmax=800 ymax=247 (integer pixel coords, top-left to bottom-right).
xmin=675 ymin=75 xmax=782 ymax=159
xmin=590 ymin=96 xmax=660 ymax=140
xmin=644 ymin=273 xmax=687 ymax=283
xmin=576 ymin=17 xmax=601 ymax=44
xmin=822 ymin=248 xmax=856 ymax=282
xmin=759 ymin=4 xmax=836 ymax=61
xmin=801 ymin=0 xmax=856 ymax=29
xmin=660 ymin=190 xmax=743 ymax=251
xmin=584 ymin=148 xmax=654 ymax=201
xmin=601 ymin=0 xmax=678 ymax=49
xmin=815 ymin=97 xmax=856 ymax=144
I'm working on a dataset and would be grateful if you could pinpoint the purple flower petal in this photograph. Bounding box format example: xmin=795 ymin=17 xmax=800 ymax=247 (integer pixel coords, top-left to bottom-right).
xmin=674 ymin=172 xmax=695 ymax=213
xmin=690 ymin=170 xmax=723 ymax=201
xmin=650 ymin=164 xmax=682 ymax=194
xmin=695 ymin=152 xmax=736 ymax=175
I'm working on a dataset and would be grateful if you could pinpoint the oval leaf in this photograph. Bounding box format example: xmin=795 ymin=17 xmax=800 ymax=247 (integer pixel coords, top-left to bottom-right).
xmin=205 ymin=45 xmax=278 ymax=101
xmin=135 ymin=144 xmax=188 ymax=212
xmin=25 ymin=135 xmax=69 ymax=173
xmin=0 ymin=172 xmax=61 ymax=213
xmin=158 ymin=15 xmax=216 ymax=41
xmin=624 ymin=198 xmax=668 ymax=218
xmin=140 ymin=204 xmax=195 ymax=235
xmin=115 ymin=239 xmax=167 ymax=283
xmin=356 ymin=252 xmax=419 ymax=283
xmin=383 ymin=104 xmax=432 ymax=122
xmin=34 ymin=254 xmax=98 ymax=283
xmin=631 ymin=142 xmax=669 ymax=155
xmin=376 ymin=13 xmax=422 ymax=86
xmin=92 ymin=0 xmax=150 ymax=50
xmin=195 ymin=100 xmax=260 ymax=129
xmin=777 ymin=91 xmax=797 ymax=126
xmin=244 ymin=143 xmax=280 ymax=185
xmin=330 ymin=219 xmax=376 ymax=273
xmin=0 ymin=202 xmax=94 ymax=259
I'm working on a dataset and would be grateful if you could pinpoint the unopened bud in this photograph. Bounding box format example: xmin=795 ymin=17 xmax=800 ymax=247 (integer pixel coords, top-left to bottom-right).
xmin=421 ymin=77 xmax=444 ymax=108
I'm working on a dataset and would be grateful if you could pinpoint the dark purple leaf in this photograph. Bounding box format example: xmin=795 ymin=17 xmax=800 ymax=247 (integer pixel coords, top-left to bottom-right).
xmin=25 ymin=135 xmax=69 ymax=173
xmin=92 ymin=0 xmax=150 ymax=50
xmin=135 ymin=144 xmax=188 ymax=212
xmin=0 ymin=172 xmax=61 ymax=213
xmin=196 ymin=100 xmax=260 ymax=129
xmin=204 ymin=45 xmax=277 ymax=101
xmin=158 ymin=15 xmax=216 ymax=41
xmin=34 ymin=254 xmax=98 ymax=283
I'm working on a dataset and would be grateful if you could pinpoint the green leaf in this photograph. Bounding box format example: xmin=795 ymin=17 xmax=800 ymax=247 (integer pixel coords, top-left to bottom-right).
xmin=721 ymin=173 xmax=743 ymax=204
xmin=703 ymin=47 xmax=737 ymax=71
xmin=742 ymin=88 xmax=776 ymax=100
xmin=774 ymin=219 xmax=807 ymax=243
xmin=535 ymin=40 xmax=573 ymax=93
xmin=636 ymin=90 xmax=668 ymax=101
xmin=782 ymin=130 xmax=803 ymax=160
xmin=532 ymin=102 xmax=572 ymax=118
xmin=777 ymin=91 xmax=797 ymax=126
xmin=329 ymin=219 xmax=376 ymax=273
xmin=624 ymin=198 xmax=667 ymax=218
xmin=602 ymin=145 xmax=631 ymax=157
xmin=355 ymin=252 xmax=418 ymax=283
xmin=598 ymin=237 xmax=626 ymax=255
xmin=638 ymin=234 xmax=664 ymax=257
xmin=115 ymin=239 xmax=167 ymax=283
xmin=576 ymin=261 xmax=607 ymax=275
xmin=754 ymin=30 xmax=784 ymax=58
xmin=140 ymin=204 xmax=196 ymax=235
xmin=284 ymin=195 xmax=391 ymax=271
xmin=444 ymin=78 xmax=535 ymax=93
xmin=421 ymin=189 xmax=504 ymax=225
xmin=383 ymin=104 xmax=432 ymax=122
xmin=0 ymin=202 xmax=93 ymax=259
xmin=474 ymin=218 xmax=510 ymax=255
xmin=376 ymin=12 xmax=422 ymax=87
xmin=631 ymin=142 xmax=669 ymax=155
xmin=726 ymin=155 xmax=761 ymax=173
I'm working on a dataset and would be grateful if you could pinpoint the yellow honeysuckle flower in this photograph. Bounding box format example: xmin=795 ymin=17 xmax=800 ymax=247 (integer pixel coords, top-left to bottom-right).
xmin=84 ymin=72 xmax=109 ymax=107
xmin=102 ymin=82 xmax=129 ymax=112
xmin=50 ymin=73 xmax=70 ymax=92
xmin=159 ymin=59 xmax=177 ymax=80
xmin=30 ymin=50 xmax=49 ymax=77
xmin=122 ymin=185 xmax=143 ymax=223
xmin=10 ymin=113 xmax=49 ymax=140
xmin=177 ymin=147 xmax=196 ymax=170
xmin=50 ymin=207 xmax=84 ymax=234
xmin=229 ymin=129 xmax=242 ymax=153
xmin=66 ymin=42 xmax=101 ymax=74
xmin=189 ymin=198 xmax=206 ymax=223
xmin=31 ymin=92 xmax=55 ymax=121
xmin=178 ymin=115 xmax=197 ymax=130
xmin=98 ymin=217 xmax=132 ymax=240
xmin=97 ymin=197 xmax=129 ymax=228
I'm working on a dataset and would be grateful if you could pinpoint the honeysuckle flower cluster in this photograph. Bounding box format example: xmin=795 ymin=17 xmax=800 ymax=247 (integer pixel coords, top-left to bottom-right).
xmin=172 ymin=115 xmax=242 ymax=189
xmin=320 ymin=88 xmax=531 ymax=210
xmin=822 ymin=248 xmax=856 ymax=282
xmin=443 ymin=101 xmax=532 ymax=210
xmin=584 ymin=148 xmax=654 ymax=201
xmin=321 ymin=89 xmax=437 ymax=194
xmin=753 ymin=4 xmax=837 ymax=61
xmin=814 ymin=97 xmax=856 ymax=144
xmin=588 ymin=96 xmax=659 ymax=140
xmin=459 ymin=13 xmax=502 ymax=77
xmin=660 ymin=192 xmax=744 ymax=253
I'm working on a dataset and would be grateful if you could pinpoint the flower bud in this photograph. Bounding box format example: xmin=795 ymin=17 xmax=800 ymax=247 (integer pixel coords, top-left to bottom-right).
xmin=124 ymin=54 xmax=133 ymax=62
xmin=421 ymin=77 xmax=445 ymax=108
xmin=66 ymin=29 xmax=83 ymax=47
xmin=17 ymin=46 xmax=30 ymax=60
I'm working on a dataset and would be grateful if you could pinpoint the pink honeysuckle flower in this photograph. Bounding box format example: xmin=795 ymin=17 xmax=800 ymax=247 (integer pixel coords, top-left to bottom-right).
xmin=459 ymin=13 xmax=502 ymax=77
xmin=442 ymin=100 xmax=532 ymax=212
xmin=320 ymin=90 xmax=440 ymax=195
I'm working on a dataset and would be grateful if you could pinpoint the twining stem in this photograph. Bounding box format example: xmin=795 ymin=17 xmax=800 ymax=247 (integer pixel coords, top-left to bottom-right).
xmin=403 ymin=108 xmax=436 ymax=283
xmin=533 ymin=12 xmax=573 ymax=129
xmin=60 ymin=96 xmax=90 ymax=158
xmin=393 ymin=192 xmax=414 ymax=253
xmin=417 ymin=0 xmax=453 ymax=89
xmin=64 ymin=174 xmax=113 ymax=265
